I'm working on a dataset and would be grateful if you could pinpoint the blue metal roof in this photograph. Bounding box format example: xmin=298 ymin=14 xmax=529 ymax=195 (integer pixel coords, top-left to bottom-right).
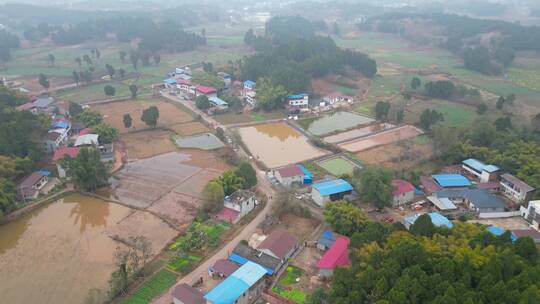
xmin=204 ymin=261 xmax=266 ymax=304
xmin=318 ymin=230 xmax=337 ymax=248
xmin=432 ymin=174 xmax=471 ymax=188
xmin=228 ymin=253 xmax=274 ymax=275
xmin=487 ymin=226 xmax=517 ymax=241
xmin=313 ymin=179 xmax=353 ymax=196
xmin=163 ymin=78 xmax=177 ymax=84
xmin=244 ymin=80 xmax=256 ymax=86
xmin=404 ymin=212 xmax=453 ymax=229
xmin=209 ymin=97 xmax=228 ymax=106
xmin=51 ymin=121 xmax=70 ymax=129
xmin=38 ymin=170 xmax=51 ymax=177
xmin=288 ymin=93 xmax=308 ymax=99
xmin=297 ymin=164 xmax=313 ymax=178
xmin=462 ymin=158 xmax=500 ymax=173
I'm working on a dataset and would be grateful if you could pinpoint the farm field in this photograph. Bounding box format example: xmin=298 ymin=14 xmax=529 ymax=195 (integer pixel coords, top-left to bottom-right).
xmin=323 ymin=123 xmax=395 ymax=144
xmin=174 ymin=133 xmax=224 ymax=150
xmin=317 ymin=156 xmax=360 ymax=176
xmin=120 ymin=130 xmax=177 ymax=160
xmin=122 ymin=269 xmax=178 ymax=304
xmin=355 ymin=136 xmax=434 ymax=171
xmin=90 ymin=99 xmax=194 ymax=133
xmin=168 ymin=121 xmax=209 ymax=136
xmin=237 ymin=122 xmax=328 ymax=168
xmin=301 ymin=111 xmax=375 ymax=136
xmin=213 ymin=109 xmax=287 ymax=125
xmin=338 ymin=125 xmax=423 ymax=152
xmin=404 ymin=99 xmax=477 ymax=127
xmin=0 ymin=194 xmax=176 ymax=304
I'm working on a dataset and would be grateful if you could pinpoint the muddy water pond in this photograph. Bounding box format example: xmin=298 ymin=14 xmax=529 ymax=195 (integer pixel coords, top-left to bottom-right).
xmin=305 ymin=111 xmax=375 ymax=136
xmin=238 ymin=122 xmax=328 ymax=168
xmin=0 ymin=194 xmax=159 ymax=304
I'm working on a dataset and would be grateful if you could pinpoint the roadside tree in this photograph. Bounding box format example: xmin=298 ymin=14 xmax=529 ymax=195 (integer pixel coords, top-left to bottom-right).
xmin=141 ymin=106 xmax=159 ymax=128
xmin=196 ymin=95 xmax=210 ymax=110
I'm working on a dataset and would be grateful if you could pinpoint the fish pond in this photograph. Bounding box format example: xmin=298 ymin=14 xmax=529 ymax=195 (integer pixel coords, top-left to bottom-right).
xmin=302 ymin=112 xmax=375 ymax=136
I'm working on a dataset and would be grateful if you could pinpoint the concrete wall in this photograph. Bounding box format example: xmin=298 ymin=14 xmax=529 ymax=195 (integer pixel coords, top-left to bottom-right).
xmin=393 ymin=191 xmax=414 ymax=206
xmin=311 ymin=189 xmax=328 ymax=207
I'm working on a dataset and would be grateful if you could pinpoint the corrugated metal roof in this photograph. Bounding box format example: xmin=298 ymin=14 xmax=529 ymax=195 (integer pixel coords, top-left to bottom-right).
xmin=313 ymin=179 xmax=353 ymax=196
xmin=462 ymin=158 xmax=500 ymax=173
xmin=244 ymin=80 xmax=256 ymax=86
xmin=432 ymin=174 xmax=471 ymax=188
xmin=404 ymin=212 xmax=453 ymax=228
xmin=435 ymin=189 xmax=506 ymax=209
xmin=288 ymin=93 xmax=308 ymax=99
xmin=204 ymin=261 xmax=266 ymax=304
xmin=209 ymin=97 xmax=228 ymax=106
xmin=427 ymin=196 xmax=457 ymax=210
xmin=316 ymin=237 xmax=351 ymax=269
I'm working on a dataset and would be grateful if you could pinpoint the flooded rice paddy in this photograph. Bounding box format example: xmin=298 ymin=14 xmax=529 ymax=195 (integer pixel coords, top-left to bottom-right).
xmin=323 ymin=122 xmax=395 ymax=144
xmin=305 ymin=111 xmax=375 ymax=136
xmin=0 ymin=194 xmax=176 ymax=304
xmin=338 ymin=125 xmax=424 ymax=152
xmin=238 ymin=122 xmax=328 ymax=168
xmin=174 ymin=133 xmax=225 ymax=150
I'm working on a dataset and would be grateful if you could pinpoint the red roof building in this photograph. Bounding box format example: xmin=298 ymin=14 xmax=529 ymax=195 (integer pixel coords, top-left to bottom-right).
xmin=392 ymin=179 xmax=415 ymax=196
xmin=257 ymin=229 xmax=298 ymax=261
xmin=171 ymin=283 xmax=205 ymax=304
xmin=316 ymin=237 xmax=351 ymax=277
xmin=420 ymin=176 xmax=442 ymax=194
xmin=274 ymin=164 xmax=304 ymax=186
xmin=210 ymin=259 xmax=240 ymax=278
xmin=195 ymin=85 xmax=217 ymax=95
xmin=53 ymin=147 xmax=80 ymax=162
xmin=79 ymin=128 xmax=92 ymax=136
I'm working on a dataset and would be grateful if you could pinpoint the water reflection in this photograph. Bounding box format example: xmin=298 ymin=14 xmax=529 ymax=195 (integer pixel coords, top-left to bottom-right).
xmin=252 ymin=122 xmax=301 ymax=141
xmin=66 ymin=195 xmax=111 ymax=233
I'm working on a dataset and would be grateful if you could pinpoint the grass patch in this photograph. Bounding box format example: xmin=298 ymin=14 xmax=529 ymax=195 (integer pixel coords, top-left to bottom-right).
xmin=272 ymin=266 xmax=307 ymax=304
xmin=433 ymin=101 xmax=475 ymax=126
xmin=122 ymin=269 xmax=178 ymax=304
xmin=318 ymin=157 xmax=356 ymax=176
xmin=214 ymin=110 xmax=286 ymax=125
xmin=167 ymin=254 xmax=202 ymax=273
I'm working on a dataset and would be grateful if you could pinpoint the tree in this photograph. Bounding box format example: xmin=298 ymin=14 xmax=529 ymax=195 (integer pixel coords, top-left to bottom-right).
xmin=129 ymin=84 xmax=138 ymax=98
xmin=83 ymin=54 xmax=92 ymax=66
xmin=355 ymin=167 xmax=393 ymax=210
xmin=63 ymin=147 xmax=109 ymax=192
xmin=476 ymin=103 xmax=488 ymax=115
xmin=218 ymin=171 xmax=244 ymax=196
xmin=425 ymin=80 xmax=456 ymax=99
xmin=202 ymin=180 xmax=225 ymax=213
xmin=47 ymin=53 xmax=55 ymax=67
xmin=196 ymin=95 xmax=210 ymax=110
xmin=0 ymin=178 xmax=16 ymax=214
xmin=92 ymin=123 xmax=118 ymax=144
xmin=130 ymin=50 xmax=139 ymax=70
xmin=332 ymin=22 xmax=340 ymax=36
xmin=72 ymin=70 xmax=80 ymax=85
xmin=411 ymin=77 xmax=421 ymax=90
xmin=532 ymin=113 xmax=540 ymax=133
xmin=105 ymin=64 xmax=115 ymax=78
xmin=104 ymin=85 xmax=116 ymax=96
xmin=324 ymin=201 xmax=367 ymax=236
xmin=235 ymin=162 xmax=257 ymax=189
xmin=515 ymin=237 xmax=538 ymax=261
xmin=119 ymin=50 xmax=127 ymax=62
xmin=77 ymin=110 xmax=103 ymax=127
xmin=153 ymin=53 xmax=161 ymax=66
xmin=494 ymin=116 xmax=512 ymax=131
xmin=118 ymin=68 xmax=126 ymax=78
xmin=419 ymin=109 xmax=444 ymax=130
xmin=69 ymin=101 xmax=83 ymax=117
xmin=409 ymin=213 xmax=436 ymax=237
xmin=375 ymin=101 xmax=391 ymax=120
xmin=255 ymin=77 xmax=287 ymax=111
xmin=123 ymin=114 xmax=132 ymax=128
xmin=38 ymin=74 xmax=50 ymax=90
xmin=202 ymin=62 xmax=213 ymax=73
xmin=496 ymin=96 xmax=506 ymax=110
xmin=95 ymin=48 xmax=101 ymax=59
xmin=141 ymin=106 xmax=159 ymax=128
xmin=244 ymin=28 xmax=255 ymax=46
xmin=75 ymin=57 xmax=82 ymax=67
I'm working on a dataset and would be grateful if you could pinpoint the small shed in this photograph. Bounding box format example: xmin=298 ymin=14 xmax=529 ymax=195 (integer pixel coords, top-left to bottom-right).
xmin=317 ymin=230 xmax=337 ymax=251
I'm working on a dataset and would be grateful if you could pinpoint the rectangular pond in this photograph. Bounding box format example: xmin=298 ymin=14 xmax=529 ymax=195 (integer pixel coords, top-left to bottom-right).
xmin=174 ymin=133 xmax=225 ymax=150
xmin=238 ymin=122 xmax=328 ymax=168
xmin=304 ymin=112 xmax=375 ymax=136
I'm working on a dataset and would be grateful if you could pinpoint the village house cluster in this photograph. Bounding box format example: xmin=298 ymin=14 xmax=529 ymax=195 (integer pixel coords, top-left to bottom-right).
xmin=14 ymin=95 xmax=114 ymax=202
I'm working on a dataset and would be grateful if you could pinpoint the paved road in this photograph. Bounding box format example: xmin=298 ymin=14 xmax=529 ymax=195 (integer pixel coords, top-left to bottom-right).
xmin=153 ymin=169 xmax=276 ymax=304
xmin=153 ymin=90 xmax=277 ymax=304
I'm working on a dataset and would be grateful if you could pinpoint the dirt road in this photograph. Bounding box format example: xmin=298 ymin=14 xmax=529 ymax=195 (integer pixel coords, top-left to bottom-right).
xmin=152 ymin=169 xmax=275 ymax=304
xmin=153 ymin=91 xmax=277 ymax=304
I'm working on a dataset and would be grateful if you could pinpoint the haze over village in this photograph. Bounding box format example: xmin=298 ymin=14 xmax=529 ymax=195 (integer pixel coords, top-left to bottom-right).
xmin=1 ymin=0 xmax=540 ymax=303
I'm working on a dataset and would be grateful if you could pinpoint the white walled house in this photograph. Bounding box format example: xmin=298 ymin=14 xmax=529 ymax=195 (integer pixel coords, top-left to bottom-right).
xmin=392 ymin=179 xmax=415 ymax=206
xmin=521 ymin=200 xmax=540 ymax=230
xmin=500 ymin=173 xmax=535 ymax=204
xmin=274 ymin=165 xmax=304 ymax=186
xmin=216 ymin=190 xmax=258 ymax=224
xmin=462 ymin=158 xmax=500 ymax=183
xmin=287 ymin=93 xmax=309 ymax=108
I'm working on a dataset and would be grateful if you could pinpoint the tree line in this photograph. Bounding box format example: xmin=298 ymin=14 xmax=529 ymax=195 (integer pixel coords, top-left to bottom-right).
xmin=360 ymin=12 xmax=540 ymax=75
xmin=0 ymin=30 xmax=21 ymax=64
xmin=312 ymin=200 xmax=540 ymax=303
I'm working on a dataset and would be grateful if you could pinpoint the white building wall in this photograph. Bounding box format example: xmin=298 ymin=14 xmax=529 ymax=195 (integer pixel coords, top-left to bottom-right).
xmin=311 ymin=189 xmax=329 ymax=207
xmin=392 ymin=191 xmax=414 ymax=206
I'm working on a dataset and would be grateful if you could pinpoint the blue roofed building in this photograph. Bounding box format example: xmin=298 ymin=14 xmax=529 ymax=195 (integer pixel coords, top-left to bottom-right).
xmin=462 ymin=158 xmax=500 ymax=183
xmin=204 ymin=261 xmax=267 ymax=304
xmin=163 ymin=78 xmax=177 ymax=88
xmin=317 ymin=230 xmax=338 ymax=251
xmin=287 ymin=93 xmax=309 ymax=108
xmin=209 ymin=97 xmax=229 ymax=110
xmin=486 ymin=226 xmax=517 ymax=242
xmin=432 ymin=174 xmax=471 ymax=188
xmin=297 ymin=164 xmax=313 ymax=185
xmin=404 ymin=212 xmax=453 ymax=229
xmin=243 ymin=80 xmax=256 ymax=90
xmin=311 ymin=179 xmax=353 ymax=207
